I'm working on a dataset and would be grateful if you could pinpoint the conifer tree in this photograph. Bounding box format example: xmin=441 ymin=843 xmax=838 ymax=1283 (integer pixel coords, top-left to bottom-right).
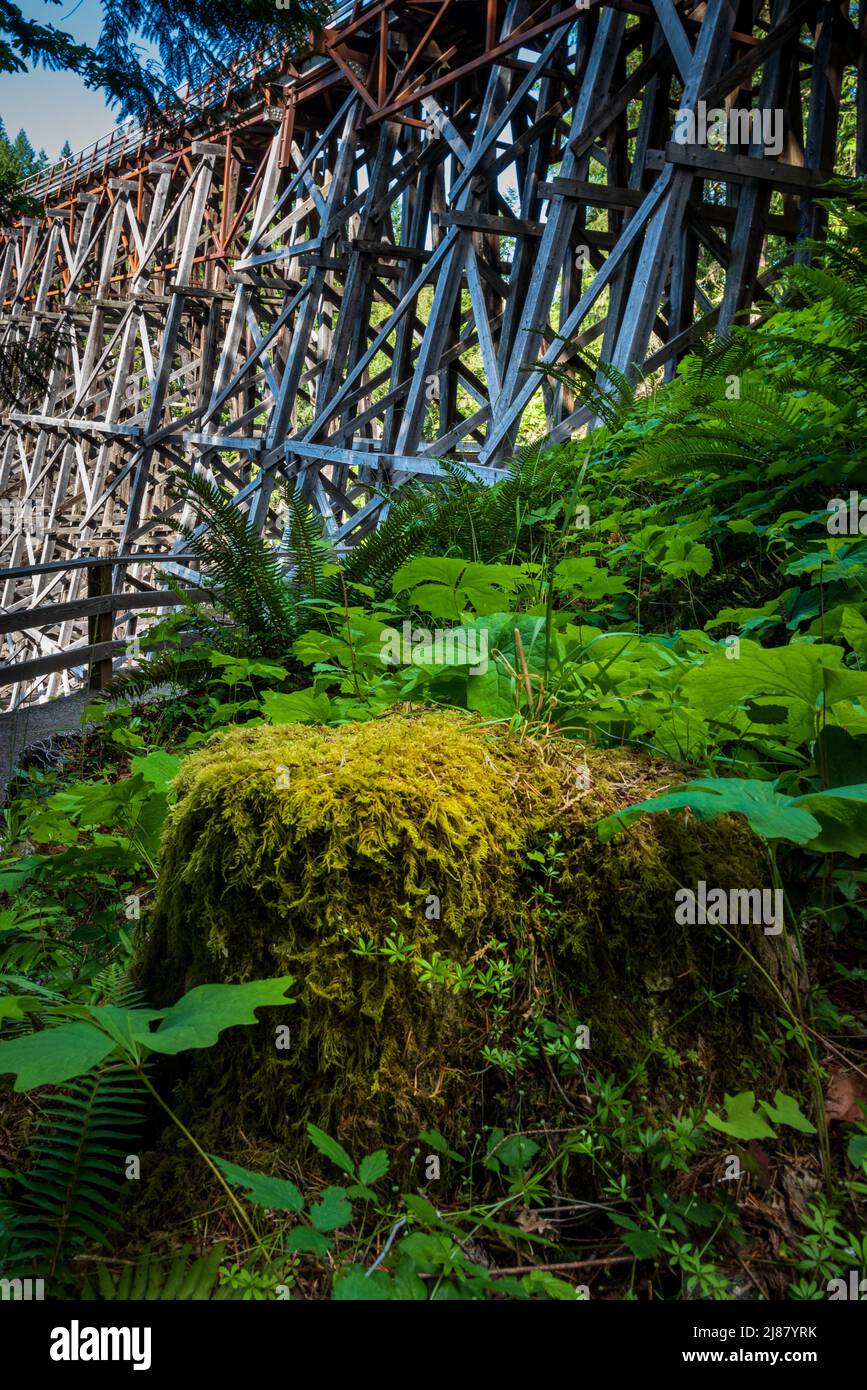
xmin=0 ymin=1 xmax=329 ymax=121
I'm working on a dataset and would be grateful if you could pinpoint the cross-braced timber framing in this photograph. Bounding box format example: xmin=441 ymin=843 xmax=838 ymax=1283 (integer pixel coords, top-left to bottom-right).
xmin=0 ymin=0 xmax=863 ymax=705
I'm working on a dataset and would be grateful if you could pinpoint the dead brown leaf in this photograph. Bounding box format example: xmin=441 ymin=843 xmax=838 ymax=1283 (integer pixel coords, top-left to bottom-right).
xmin=515 ymin=1207 xmax=555 ymax=1238
xmin=824 ymin=1070 xmax=867 ymax=1123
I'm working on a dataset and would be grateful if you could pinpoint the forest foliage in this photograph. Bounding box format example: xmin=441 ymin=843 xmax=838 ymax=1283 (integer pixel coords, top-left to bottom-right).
xmin=0 ymin=195 xmax=866 ymax=1300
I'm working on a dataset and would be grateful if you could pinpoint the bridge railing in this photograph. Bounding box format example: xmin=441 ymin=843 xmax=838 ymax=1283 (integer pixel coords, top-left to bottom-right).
xmin=18 ymin=1 xmax=376 ymax=202
xmin=0 ymin=553 xmax=207 ymax=697
xmin=19 ymin=36 xmax=290 ymax=202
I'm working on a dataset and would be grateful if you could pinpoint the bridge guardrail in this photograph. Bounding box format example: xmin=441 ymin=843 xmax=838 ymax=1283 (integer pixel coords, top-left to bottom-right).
xmin=0 ymin=553 xmax=206 ymax=695
xmin=17 ymin=1 xmax=376 ymax=202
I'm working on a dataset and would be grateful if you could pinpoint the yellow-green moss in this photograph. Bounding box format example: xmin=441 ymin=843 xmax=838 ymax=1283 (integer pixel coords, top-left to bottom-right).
xmin=135 ymin=711 xmax=773 ymax=1164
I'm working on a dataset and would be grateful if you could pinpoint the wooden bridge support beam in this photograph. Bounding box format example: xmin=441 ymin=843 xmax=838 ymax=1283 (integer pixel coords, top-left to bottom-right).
xmin=0 ymin=0 xmax=862 ymax=703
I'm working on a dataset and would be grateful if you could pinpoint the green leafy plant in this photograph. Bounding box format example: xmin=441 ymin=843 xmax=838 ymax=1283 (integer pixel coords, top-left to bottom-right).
xmin=82 ymin=1244 xmax=231 ymax=1301
xmin=0 ymin=1061 xmax=146 ymax=1280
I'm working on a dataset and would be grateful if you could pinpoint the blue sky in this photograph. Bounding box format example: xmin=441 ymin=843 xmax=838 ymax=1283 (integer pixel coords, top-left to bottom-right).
xmin=2 ymin=1 xmax=135 ymax=160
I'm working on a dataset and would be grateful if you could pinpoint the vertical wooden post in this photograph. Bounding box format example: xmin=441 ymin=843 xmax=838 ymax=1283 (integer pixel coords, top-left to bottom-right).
xmin=487 ymin=0 xmax=498 ymax=50
xmin=279 ymin=100 xmax=297 ymax=170
xmin=797 ymin=0 xmax=845 ymax=250
xmin=87 ymin=561 xmax=113 ymax=692
xmin=379 ymin=9 xmax=389 ymax=106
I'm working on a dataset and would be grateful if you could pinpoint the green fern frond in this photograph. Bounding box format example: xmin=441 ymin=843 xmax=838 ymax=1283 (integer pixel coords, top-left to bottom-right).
xmin=625 ymin=435 xmax=761 ymax=479
xmin=343 ymin=484 xmax=451 ymax=594
xmin=780 ymin=264 xmax=867 ymax=320
xmin=171 ymin=471 xmax=297 ymax=657
xmin=596 ymin=358 xmax=645 ymax=410
xmin=0 ymin=899 xmax=74 ymax=977
xmin=710 ymin=388 xmax=804 ymax=435
xmin=539 ymin=343 xmax=647 ymax=428
xmin=88 ymin=964 xmax=144 ymax=1010
xmin=81 ymin=1243 xmax=230 ymax=1301
xmin=690 ymin=330 xmax=743 ymax=376
xmin=278 ymin=483 xmax=335 ymax=601
xmin=2 ymin=1061 xmax=147 ymax=1281
xmin=101 ymin=647 xmax=209 ymax=704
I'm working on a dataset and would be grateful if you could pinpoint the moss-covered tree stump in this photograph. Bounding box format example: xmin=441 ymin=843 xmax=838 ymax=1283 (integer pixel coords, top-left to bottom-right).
xmin=135 ymin=712 xmax=771 ymax=1161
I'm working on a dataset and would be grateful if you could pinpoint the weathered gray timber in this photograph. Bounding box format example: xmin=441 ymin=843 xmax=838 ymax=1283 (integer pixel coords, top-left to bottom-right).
xmin=0 ymin=0 xmax=861 ymax=704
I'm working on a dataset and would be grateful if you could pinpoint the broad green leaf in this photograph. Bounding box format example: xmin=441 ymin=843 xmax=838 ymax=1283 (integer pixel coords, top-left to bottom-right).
xmin=85 ymin=1004 xmax=168 ymax=1054
xmin=657 ymin=536 xmax=713 ymax=580
xmin=397 ymin=1231 xmax=462 ymax=1275
xmin=464 ymin=661 xmax=512 ymax=719
xmin=210 ymin=1155 xmax=304 ymax=1212
xmin=309 ymin=1185 xmax=352 ymax=1232
xmin=131 ymin=748 xmax=183 ymax=791
xmin=784 ymin=542 xmax=867 ymax=580
xmin=840 ymin=606 xmax=867 ymax=658
xmin=609 ymin=1213 xmax=639 ymax=1230
xmin=622 ymin=1228 xmax=663 ymax=1259
xmin=63 ymin=778 xmax=140 ymax=828
xmin=708 ymin=593 xmax=795 ymax=634
xmin=796 ymin=785 xmax=867 ymax=857
xmin=27 ymin=807 xmax=79 ymax=846
xmin=332 ymin=1268 xmax=393 ymax=1300
xmin=758 ymin=1090 xmax=816 ymax=1135
xmin=402 ymin=1192 xmax=447 ymax=1228
xmin=417 ymin=1128 xmax=463 ymax=1160
xmin=128 ymin=789 xmax=171 ymax=863
xmin=681 ymin=640 xmax=859 ymax=746
xmin=206 ymin=653 xmax=288 ymax=683
xmin=306 ymin=1123 xmax=355 ymax=1175
xmin=597 ymin=777 xmax=821 ymax=845
xmin=0 ymin=995 xmax=42 ymax=1022
xmin=847 ymin=1136 xmax=867 ymax=1170
xmin=392 ymin=557 xmax=525 ymax=620
xmin=706 ymin=1091 xmax=776 ymax=1141
xmin=357 ymin=1150 xmax=389 ymax=1185
xmin=465 ymin=614 xmax=548 ymax=718
xmin=0 ymin=1020 xmax=116 ymax=1091
xmin=815 ymin=728 xmax=867 ymax=788
xmin=824 ymin=665 xmax=867 ymax=708
xmin=285 ymin=1227 xmax=332 ymax=1255
xmin=260 ymin=688 xmax=333 ymax=725
xmin=745 ymin=700 xmax=788 ymax=725
xmin=520 ymin=1270 xmax=579 ymax=1300
xmin=391 ymin=1255 xmax=429 ymax=1301
xmin=143 ymin=978 xmax=294 ymax=1055
xmin=495 ymin=1135 xmax=540 ymax=1170
xmin=553 ymin=557 xmax=630 ymax=600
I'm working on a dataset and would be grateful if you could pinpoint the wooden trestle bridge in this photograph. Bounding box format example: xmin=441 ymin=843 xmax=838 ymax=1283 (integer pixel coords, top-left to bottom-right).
xmin=0 ymin=0 xmax=862 ymax=706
